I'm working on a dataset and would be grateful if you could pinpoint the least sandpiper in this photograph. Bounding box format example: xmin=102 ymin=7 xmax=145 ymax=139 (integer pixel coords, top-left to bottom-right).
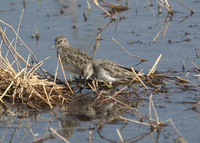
xmin=82 ymin=59 xmax=137 ymax=84
xmin=51 ymin=36 xmax=93 ymax=75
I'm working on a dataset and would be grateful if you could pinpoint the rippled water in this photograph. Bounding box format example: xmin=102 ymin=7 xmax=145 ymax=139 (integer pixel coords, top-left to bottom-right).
xmin=0 ymin=0 xmax=200 ymax=142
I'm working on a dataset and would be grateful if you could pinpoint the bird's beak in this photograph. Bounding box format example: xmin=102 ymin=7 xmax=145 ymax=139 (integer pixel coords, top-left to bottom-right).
xmin=50 ymin=45 xmax=55 ymax=50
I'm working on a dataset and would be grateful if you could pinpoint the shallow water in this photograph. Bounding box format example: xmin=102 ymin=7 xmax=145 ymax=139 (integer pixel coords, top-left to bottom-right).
xmin=0 ymin=0 xmax=200 ymax=142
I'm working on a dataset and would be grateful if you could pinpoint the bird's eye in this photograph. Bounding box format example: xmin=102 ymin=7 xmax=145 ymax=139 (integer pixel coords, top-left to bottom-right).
xmin=58 ymin=39 xmax=62 ymax=44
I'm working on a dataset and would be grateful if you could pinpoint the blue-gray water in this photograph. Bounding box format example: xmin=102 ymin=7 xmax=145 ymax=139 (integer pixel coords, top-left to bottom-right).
xmin=0 ymin=0 xmax=200 ymax=142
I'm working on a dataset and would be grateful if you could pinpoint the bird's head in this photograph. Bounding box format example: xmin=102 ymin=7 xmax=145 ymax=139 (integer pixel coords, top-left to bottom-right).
xmin=82 ymin=62 xmax=94 ymax=79
xmin=55 ymin=36 xmax=70 ymax=48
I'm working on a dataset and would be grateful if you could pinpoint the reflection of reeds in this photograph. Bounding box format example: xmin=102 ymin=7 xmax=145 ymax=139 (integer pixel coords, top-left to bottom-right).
xmin=169 ymin=119 xmax=187 ymax=143
xmin=156 ymin=0 xmax=173 ymax=15
xmin=50 ymin=128 xmax=70 ymax=143
xmin=153 ymin=14 xmax=172 ymax=43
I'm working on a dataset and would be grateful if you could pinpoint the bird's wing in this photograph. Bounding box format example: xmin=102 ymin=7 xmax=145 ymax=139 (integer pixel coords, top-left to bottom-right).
xmin=63 ymin=50 xmax=93 ymax=68
xmin=96 ymin=60 xmax=132 ymax=78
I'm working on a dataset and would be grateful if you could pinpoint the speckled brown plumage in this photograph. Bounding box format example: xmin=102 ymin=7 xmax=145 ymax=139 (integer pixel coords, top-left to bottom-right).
xmin=82 ymin=59 xmax=136 ymax=84
xmin=54 ymin=36 xmax=93 ymax=75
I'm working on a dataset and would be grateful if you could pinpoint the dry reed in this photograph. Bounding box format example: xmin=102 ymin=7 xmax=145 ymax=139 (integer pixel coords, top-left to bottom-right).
xmin=0 ymin=21 xmax=73 ymax=109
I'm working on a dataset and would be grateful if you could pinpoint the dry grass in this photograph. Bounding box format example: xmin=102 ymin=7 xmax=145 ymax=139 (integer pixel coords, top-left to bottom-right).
xmin=156 ymin=0 xmax=173 ymax=14
xmin=0 ymin=20 xmax=72 ymax=109
xmin=0 ymin=20 xmax=194 ymax=136
xmin=0 ymin=2 xmax=198 ymax=142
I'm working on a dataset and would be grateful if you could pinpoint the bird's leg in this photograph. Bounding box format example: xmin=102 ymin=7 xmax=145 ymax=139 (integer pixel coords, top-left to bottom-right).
xmin=83 ymin=77 xmax=87 ymax=87
xmin=96 ymin=79 xmax=112 ymax=88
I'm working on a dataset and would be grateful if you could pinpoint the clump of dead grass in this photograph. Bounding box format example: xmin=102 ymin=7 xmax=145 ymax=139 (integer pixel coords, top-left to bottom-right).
xmin=0 ymin=21 xmax=73 ymax=109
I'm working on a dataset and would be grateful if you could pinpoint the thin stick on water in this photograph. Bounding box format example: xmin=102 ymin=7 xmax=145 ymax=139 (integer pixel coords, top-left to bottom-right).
xmin=129 ymin=69 xmax=143 ymax=83
xmin=119 ymin=116 xmax=156 ymax=128
xmin=176 ymin=76 xmax=190 ymax=83
xmin=183 ymin=53 xmax=200 ymax=70
xmin=156 ymin=1 xmax=164 ymax=8
xmin=162 ymin=15 xmax=172 ymax=43
xmin=21 ymin=129 xmax=30 ymax=142
xmin=89 ymin=130 xmax=92 ymax=143
xmin=178 ymin=0 xmax=194 ymax=13
xmin=169 ymin=119 xmax=187 ymax=143
xmin=50 ymin=128 xmax=70 ymax=143
xmin=151 ymin=96 xmax=160 ymax=129
xmin=153 ymin=25 xmax=164 ymax=42
xmin=116 ymin=129 xmax=124 ymax=143
xmin=32 ymin=135 xmax=52 ymax=143
xmin=163 ymin=0 xmax=170 ymax=10
xmin=15 ymin=9 xmax=24 ymax=49
xmin=152 ymin=100 xmax=159 ymax=123
xmin=100 ymin=86 xmax=128 ymax=102
xmin=112 ymin=37 xmax=146 ymax=61
xmin=164 ymin=77 xmax=188 ymax=86
xmin=58 ymin=54 xmax=74 ymax=94
xmin=176 ymin=76 xmax=200 ymax=90
xmin=131 ymin=67 xmax=148 ymax=89
xmin=15 ymin=9 xmax=24 ymax=70
xmin=110 ymin=97 xmax=135 ymax=110
xmin=162 ymin=2 xmax=171 ymax=12
xmin=58 ymin=0 xmax=68 ymax=7
xmin=149 ymin=94 xmax=152 ymax=125
xmin=191 ymin=102 xmax=200 ymax=108
xmin=158 ymin=0 xmax=173 ymax=14
xmin=147 ymin=54 xmax=162 ymax=76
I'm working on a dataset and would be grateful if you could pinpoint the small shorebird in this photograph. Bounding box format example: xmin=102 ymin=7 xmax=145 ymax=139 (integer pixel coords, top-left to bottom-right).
xmin=82 ymin=59 xmax=137 ymax=85
xmin=51 ymin=36 xmax=93 ymax=75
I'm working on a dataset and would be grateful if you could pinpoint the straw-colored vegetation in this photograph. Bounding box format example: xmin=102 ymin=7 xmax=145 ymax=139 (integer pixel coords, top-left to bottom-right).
xmin=0 ymin=0 xmax=198 ymax=142
xmin=0 ymin=22 xmax=72 ymax=109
